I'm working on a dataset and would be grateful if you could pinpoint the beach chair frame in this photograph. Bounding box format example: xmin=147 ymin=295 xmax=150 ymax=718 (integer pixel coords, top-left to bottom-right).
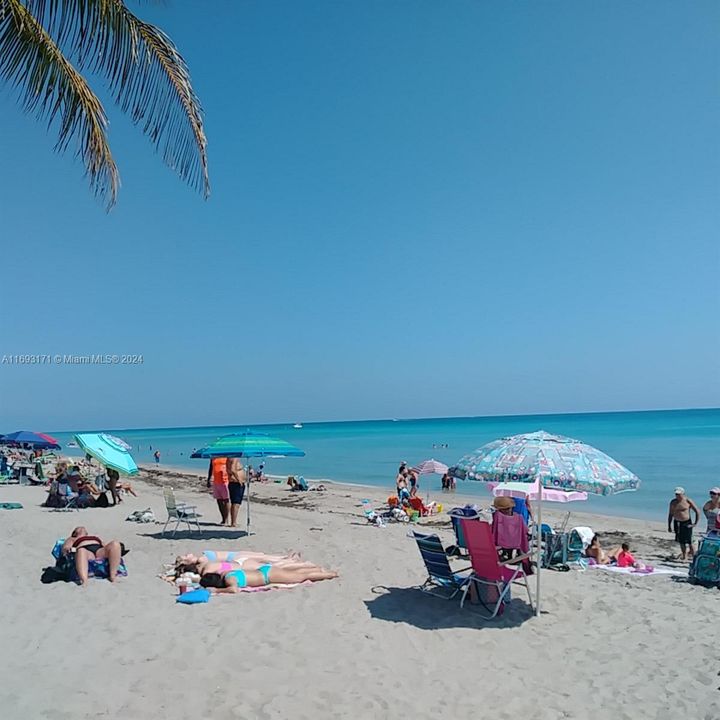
xmin=162 ymin=487 xmax=202 ymax=537
xmin=459 ymin=519 xmax=534 ymax=619
xmin=411 ymin=531 xmax=471 ymax=600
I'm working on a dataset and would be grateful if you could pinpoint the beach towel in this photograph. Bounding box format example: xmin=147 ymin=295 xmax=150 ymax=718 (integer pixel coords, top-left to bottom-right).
xmin=589 ymin=564 xmax=684 ymax=577
xmin=0 ymin=502 xmax=22 ymax=509
xmin=492 ymin=511 xmax=529 ymax=553
xmin=571 ymin=526 xmax=594 ymax=549
xmin=43 ymin=539 xmax=128 ymax=583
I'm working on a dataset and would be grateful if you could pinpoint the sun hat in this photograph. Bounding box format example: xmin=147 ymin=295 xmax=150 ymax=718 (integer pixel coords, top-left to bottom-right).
xmin=674 ymin=486 xmax=685 ymax=495
xmin=710 ymin=487 xmax=720 ymax=494
xmin=493 ymin=496 xmax=515 ymax=510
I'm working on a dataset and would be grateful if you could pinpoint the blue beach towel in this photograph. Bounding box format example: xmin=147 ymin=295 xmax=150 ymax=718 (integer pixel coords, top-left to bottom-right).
xmin=176 ymin=588 xmax=211 ymax=604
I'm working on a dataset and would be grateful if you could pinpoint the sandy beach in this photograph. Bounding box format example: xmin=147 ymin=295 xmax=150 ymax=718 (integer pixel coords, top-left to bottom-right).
xmin=1 ymin=466 xmax=718 ymax=720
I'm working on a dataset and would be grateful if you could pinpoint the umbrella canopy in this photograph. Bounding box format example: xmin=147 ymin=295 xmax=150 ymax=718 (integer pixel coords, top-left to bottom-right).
xmin=192 ymin=432 xmax=305 ymax=536
xmin=412 ymin=458 xmax=449 ymax=475
xmin=191 ymin=432 xmax=305 ymax=459
xmin=0 ymin=430 xmax=60 ymax=449
xmin=451 ymin=430 xmax=640 ymax=496
xmin=74 ymin=433 xmax=138 ymax=476
xmin=489 ymin=480 xmax=588 ymax=503
xmin=451 ymin=430 xmax=640 ymax=617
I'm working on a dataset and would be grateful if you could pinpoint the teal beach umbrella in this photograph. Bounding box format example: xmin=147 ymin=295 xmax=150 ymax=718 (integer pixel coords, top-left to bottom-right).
xmin=191 ymin=432 xmax=305 ymax=460
xmin=74 ymin=433 xmax=139 ymax=476
xmin=451 ymin=431 xmax=640 ymax=616
xmin=192 ymin=432 xmax=305 ymax=534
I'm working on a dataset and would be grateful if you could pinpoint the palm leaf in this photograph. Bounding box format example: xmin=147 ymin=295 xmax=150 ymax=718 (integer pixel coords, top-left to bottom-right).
xmin=0 ymin=0 xmax=119 ymax=205
xmin=26 ymin=0 xmax=209 ymax=200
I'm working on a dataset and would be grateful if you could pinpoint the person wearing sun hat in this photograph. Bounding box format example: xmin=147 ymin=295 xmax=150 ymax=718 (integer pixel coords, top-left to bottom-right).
xmin=667 ymin=486 xmax=700 ymax=561
xmin=702 ymin=487 xmax=720 ymax=534
xmin=492 ymin=495 xmax=530 ymax=561
xmin=493 ymin=496 xmax=516 ymax=514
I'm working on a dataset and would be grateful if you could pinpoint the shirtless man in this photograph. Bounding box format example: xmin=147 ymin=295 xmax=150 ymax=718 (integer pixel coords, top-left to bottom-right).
xmin=226 ymin=457 xmax=247 ymax=528
xmin=667 ymin=487 xmax=700 ymax=561
xmin=61 ymin=526 xmax=124 ymax=585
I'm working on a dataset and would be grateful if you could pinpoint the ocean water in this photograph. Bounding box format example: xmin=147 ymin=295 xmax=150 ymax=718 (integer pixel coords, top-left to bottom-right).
xmin=52 ymin=408 xmax=720 ymax=521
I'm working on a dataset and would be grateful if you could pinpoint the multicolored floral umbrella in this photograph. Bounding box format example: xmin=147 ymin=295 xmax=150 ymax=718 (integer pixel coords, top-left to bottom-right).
xmin=450 ymin=431 xmax=640 ymax=617
xmin=450 ymin=430 xmax=640 ymax=496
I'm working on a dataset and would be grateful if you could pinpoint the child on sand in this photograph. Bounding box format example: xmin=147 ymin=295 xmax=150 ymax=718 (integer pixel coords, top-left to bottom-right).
xmin=616 ymin=543 xmax=635 ymax=568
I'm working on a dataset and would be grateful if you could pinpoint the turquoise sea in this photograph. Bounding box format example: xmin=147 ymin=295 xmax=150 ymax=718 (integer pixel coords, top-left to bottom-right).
xmin=52 ymin=408 xmax=719 ymax=521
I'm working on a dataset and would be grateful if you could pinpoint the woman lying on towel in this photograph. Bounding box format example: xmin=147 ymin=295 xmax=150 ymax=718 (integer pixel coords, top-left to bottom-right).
xmin=177 ymin=549 xmax=308 ymax=570
xmin=62 ymin=526 xmax=126 ymax=585
xmin=585 ymin=534 xmax=623 ymax=565
xmin=175 ymin=556 xmax=338 ymax=593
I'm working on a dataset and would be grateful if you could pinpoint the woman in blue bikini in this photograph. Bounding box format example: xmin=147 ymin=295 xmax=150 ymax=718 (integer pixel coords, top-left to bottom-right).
xmin=175 ymin=555 xmax=337 ymax=593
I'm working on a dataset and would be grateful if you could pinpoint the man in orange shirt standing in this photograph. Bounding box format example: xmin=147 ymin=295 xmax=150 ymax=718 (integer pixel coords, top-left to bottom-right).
xmin=210 ymin=456 xmax=230 ymax=525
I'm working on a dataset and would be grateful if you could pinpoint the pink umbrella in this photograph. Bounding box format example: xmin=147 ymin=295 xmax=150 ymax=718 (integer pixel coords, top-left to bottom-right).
xmin=489 ymin=480 xmax=587 ymax=503
xmin=412 ymin=459 xmax=449 ymax=475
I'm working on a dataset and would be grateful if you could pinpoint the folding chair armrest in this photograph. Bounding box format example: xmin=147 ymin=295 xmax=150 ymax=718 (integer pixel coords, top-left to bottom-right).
xmin=502 ymin=551 xmax=534 ymax=566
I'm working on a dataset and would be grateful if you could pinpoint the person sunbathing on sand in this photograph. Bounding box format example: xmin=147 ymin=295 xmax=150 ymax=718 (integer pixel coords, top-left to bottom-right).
xmin=62 ymin=526 xmax=125 ymax=585
xmin=585 ymin=534 xmax=622 ymax=565
xmin=176 ymin=550 xmax=304 ymax=569
xmin=175 ymin=557 xmax=338 ymax=593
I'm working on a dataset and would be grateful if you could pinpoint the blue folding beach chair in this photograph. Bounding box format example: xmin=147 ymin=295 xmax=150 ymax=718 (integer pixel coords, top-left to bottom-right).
xmin=411 ymin=531 xmax=471 ymax=600
xmin=448 ymin=506 xmax=481 ymax=557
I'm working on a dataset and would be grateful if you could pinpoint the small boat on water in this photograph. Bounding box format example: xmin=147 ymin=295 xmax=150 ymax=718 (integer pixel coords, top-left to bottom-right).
xmin=67 ymin=441 xmax=78 ymax=448
xmin=293 ymin=423 xmax=303 ymax=429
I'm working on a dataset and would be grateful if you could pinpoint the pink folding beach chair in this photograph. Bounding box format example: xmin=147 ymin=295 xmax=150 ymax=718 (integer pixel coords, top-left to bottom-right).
xmin=460 ymin=518 xmax=534 ymax=618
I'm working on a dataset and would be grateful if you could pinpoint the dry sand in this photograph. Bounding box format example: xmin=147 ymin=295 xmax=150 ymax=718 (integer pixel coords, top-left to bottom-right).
xmin=1 ymin=466 xmax=718 ymax=720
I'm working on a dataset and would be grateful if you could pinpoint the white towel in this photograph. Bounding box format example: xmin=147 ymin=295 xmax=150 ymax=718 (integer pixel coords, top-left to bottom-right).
xmin=590 ymin=565 xmax=686 ymax=577
xmin=571 ymin=526 xmax=594 ymax=548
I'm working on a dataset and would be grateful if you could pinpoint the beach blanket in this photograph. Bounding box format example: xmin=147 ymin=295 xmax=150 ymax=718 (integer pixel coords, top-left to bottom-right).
xmin=235 ymin=580 xmax=313 ymax=592
xmin=590 ymin=564 xmax=685 ymax=577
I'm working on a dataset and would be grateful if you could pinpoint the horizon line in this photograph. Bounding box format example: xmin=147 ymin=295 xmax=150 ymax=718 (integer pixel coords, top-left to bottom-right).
xmin=38 ymin=404 xmax=720 ymax=435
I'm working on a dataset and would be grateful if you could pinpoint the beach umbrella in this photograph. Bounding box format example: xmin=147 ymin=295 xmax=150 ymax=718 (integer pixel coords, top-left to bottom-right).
xmin=191 ymin=432 xmax=305 ymax=534
xmin=411 ymin=459 xmax=449 ymax=476
xmin=451 ymin=430 xmax=640 ymax=616
xmin=74 ymin=433 xmax=139 ymax=476
xmin=489 ymin=480 xmax=588 ymax=504
xmin=0 ymin=430 xmax=60 ymax=449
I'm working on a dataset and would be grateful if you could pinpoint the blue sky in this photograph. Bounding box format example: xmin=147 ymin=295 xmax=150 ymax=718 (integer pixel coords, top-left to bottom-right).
xmin=1 ymin=1 xmax=718 ymax=431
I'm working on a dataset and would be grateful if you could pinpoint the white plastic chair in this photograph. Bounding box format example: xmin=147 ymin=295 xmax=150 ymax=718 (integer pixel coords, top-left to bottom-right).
xmin=162 ymin=487 xmax=202 ymax=537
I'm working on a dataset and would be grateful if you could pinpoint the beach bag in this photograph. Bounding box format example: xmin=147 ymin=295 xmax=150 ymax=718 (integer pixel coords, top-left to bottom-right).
xmin=689 ymin=537 xmax=720 ymax=588
xmin=95 ymin=492 xmax=110 ymax=508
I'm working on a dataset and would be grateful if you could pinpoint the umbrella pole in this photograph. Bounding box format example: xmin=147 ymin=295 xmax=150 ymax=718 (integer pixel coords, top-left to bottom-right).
xmin=246 ymin=466 xmax=251 ymax=537
xmin=535 ymin=484 xmax=542 ymax=617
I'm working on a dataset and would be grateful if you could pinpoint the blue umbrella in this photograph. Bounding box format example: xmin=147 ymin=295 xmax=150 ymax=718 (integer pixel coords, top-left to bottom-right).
xmin=452 ymin=431 xmax=640 ymax=616
xmin=191 ymin=432 xmax=305 ymax=459
xmin=74 ymin=433 xmax=139 ymax=476
xmin=192 ymin=432 xmax=305 ymax=534
xmin=0 ymin=430 xmax=61 ymax=450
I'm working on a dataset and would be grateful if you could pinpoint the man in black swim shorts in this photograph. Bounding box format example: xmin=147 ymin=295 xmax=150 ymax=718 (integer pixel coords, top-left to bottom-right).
xmin=667 ymin=487 xmax=700 ymax=561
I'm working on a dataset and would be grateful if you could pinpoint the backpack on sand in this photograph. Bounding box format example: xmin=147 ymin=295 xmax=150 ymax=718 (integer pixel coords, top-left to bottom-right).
xmin=689 ymin=535 xmax=720 ymax=589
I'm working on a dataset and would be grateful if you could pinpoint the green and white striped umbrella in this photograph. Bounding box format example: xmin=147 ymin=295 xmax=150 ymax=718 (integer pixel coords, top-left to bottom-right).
xmin=191 ymin=432 xmax=305 ymax=459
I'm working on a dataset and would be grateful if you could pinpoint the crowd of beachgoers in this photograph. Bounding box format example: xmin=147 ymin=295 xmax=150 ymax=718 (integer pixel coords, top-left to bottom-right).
xmin=2 ymin=444 xmax=719 ymax=719
xmin=3 ymin=446 xmax=720 ymax=590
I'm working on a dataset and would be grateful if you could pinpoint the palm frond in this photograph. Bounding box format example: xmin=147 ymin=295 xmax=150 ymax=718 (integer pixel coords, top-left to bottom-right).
xmin=27 ymin=0 xmax=209 ymax=198
xmin=0 ymin=0 xmax=119 ymax=206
